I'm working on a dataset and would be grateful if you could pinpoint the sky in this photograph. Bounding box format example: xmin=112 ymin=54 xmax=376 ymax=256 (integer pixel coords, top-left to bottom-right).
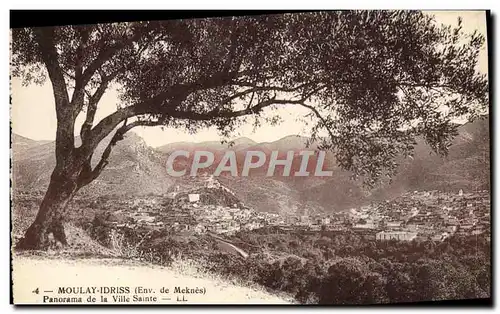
xmin=10 ymin=11 xmax=489 ymax=148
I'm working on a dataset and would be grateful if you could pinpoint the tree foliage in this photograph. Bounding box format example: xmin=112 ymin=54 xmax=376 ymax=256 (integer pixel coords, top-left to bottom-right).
xmin=11 ymin=11 xmax=488 ymax=186
xmin=98 ymin=223 xmax=490 ymax=304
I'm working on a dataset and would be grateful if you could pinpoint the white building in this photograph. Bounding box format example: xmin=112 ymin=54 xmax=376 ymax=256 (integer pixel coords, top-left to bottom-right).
xmin=188 ymin=194 xmax=200 ymax=203
xmin=446 ymin=225 xmax=458 ymax=233
xmin=386 ymin=221 xmax=402 ymax=228
xmin=376 ymin=231 xmax=417 ymax=241
xmin=354 ymin=222 xmax=377 ymax=229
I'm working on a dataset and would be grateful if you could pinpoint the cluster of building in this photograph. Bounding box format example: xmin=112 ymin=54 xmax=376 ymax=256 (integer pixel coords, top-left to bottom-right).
xmin=98 ymin=176 xmax=274 ymax=235
xmin=94 ymin=175 xmax=490 ymax=242
xmin=348 ymin=189 xmax=490 ymax=242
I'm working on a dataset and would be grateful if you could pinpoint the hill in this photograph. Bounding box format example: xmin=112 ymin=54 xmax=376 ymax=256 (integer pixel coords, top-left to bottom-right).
xmin=11 ymin=132 xmax=174 ymax=196
xmin=157 ymin=137 xmax=257 ymax=153
xmin=11 ymin=115 xmax=490 ymax=214
xmin=10 ymin=134 xmax=52 ymax=154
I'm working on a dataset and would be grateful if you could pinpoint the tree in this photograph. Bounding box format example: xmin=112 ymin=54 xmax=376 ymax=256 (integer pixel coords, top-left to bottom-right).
xmin=11 ymin=11 xmax=488 ymax=249
xmin=319 ymin=257 xmax=387 ymax=304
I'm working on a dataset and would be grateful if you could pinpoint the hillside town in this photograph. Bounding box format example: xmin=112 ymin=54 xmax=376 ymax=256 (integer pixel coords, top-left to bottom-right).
xmin=83 ymin=174 xmax=490 ymax=243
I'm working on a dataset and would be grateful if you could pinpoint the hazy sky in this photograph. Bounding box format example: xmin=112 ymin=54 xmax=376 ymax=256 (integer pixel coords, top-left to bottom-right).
xmin=10 ymin=11 xmax=489 ymax=147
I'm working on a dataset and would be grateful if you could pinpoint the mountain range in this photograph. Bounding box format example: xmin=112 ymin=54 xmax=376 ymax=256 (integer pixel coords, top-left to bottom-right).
xmin=11 ymin=115 xmax=490 ymax=215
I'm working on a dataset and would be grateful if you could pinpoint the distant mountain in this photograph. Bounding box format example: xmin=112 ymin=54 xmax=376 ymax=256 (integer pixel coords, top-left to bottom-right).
xmin=11 ymin=132 xmax=174 ymax=196
xmin=11 ymin=134 xmax=52 ymax=154
xmin=244 ymin=135 xmax=316 ymax=152
xmin=157 ymin=137 xmax=257 ymax=153
xmin=11 ymin=115 xmax=490 ymax=215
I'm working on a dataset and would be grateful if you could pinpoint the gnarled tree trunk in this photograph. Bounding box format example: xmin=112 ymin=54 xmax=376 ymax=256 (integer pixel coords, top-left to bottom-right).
xmin=16 ymin=170 xmax=79 ymax=250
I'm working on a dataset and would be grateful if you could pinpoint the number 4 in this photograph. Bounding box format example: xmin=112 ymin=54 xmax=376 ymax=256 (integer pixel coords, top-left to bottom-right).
xmin=32 ymin=288 xmax=39 ymax=294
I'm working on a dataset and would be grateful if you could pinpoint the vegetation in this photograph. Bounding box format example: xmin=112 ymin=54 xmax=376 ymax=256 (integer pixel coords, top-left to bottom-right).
xmin=209 ymin=231 xmax=489 ymax=304
xmin=11 ymin=189 xmax=490 ymax=305
xmin=11 ymin=11 xmax=488 ymax=249
xmin=83 ymin=217 xmax=490 ymax=304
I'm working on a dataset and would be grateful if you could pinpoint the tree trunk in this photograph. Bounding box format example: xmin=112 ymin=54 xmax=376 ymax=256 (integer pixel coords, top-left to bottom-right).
xmin=16 ymin=172 xmax=78 ymax=250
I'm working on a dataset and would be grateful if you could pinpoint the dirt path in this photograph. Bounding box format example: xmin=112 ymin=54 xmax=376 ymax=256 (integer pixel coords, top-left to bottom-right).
xmin=12 ymin=254 xmax=292 ymax=305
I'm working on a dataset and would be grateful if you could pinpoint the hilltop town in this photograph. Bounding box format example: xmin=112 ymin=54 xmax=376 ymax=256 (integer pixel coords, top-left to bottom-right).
xmin=11 ymin=172 xmax=491 ymax=305
xmin=41 ymin=174 xmax=489 ymax=244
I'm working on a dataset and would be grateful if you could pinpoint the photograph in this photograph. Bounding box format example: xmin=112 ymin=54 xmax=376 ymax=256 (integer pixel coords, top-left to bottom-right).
xmin=9 ymin=10 xmax=491 ymax=305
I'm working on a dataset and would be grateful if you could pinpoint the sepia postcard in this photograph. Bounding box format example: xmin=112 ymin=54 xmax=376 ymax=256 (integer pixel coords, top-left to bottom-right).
xmin=9 ymin=10 xmax=491 ymax=305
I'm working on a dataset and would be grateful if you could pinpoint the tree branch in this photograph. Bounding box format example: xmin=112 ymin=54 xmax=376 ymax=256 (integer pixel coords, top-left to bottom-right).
xmin=297 ymin=102 xmax=338 ymax=144
xmin=33 ymin=28 xmax=70 ymax=110
xmin=169 ymin=89 xmax=323 ymax=121
xmin=71 ymin=30 xmax=142 ymax=117
xmin=219 ymin=81 xmax=321 ymax=108
xmin=70 ymin=29 xmax=90 ymax=110
xmin=81 ymin=69 xmax=242 ymax=154
xmin=76 ymin=119 xmax=161 ymax=188
xmin=79 ymin=70 xmax=121 ymax=141
xmin=33 ymin=27 xmax=75 ymax=162
xmin=80 ymin=32 xmax=140 ymax=88
xmin=82 ymin=78 xmax=325 ymax=159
